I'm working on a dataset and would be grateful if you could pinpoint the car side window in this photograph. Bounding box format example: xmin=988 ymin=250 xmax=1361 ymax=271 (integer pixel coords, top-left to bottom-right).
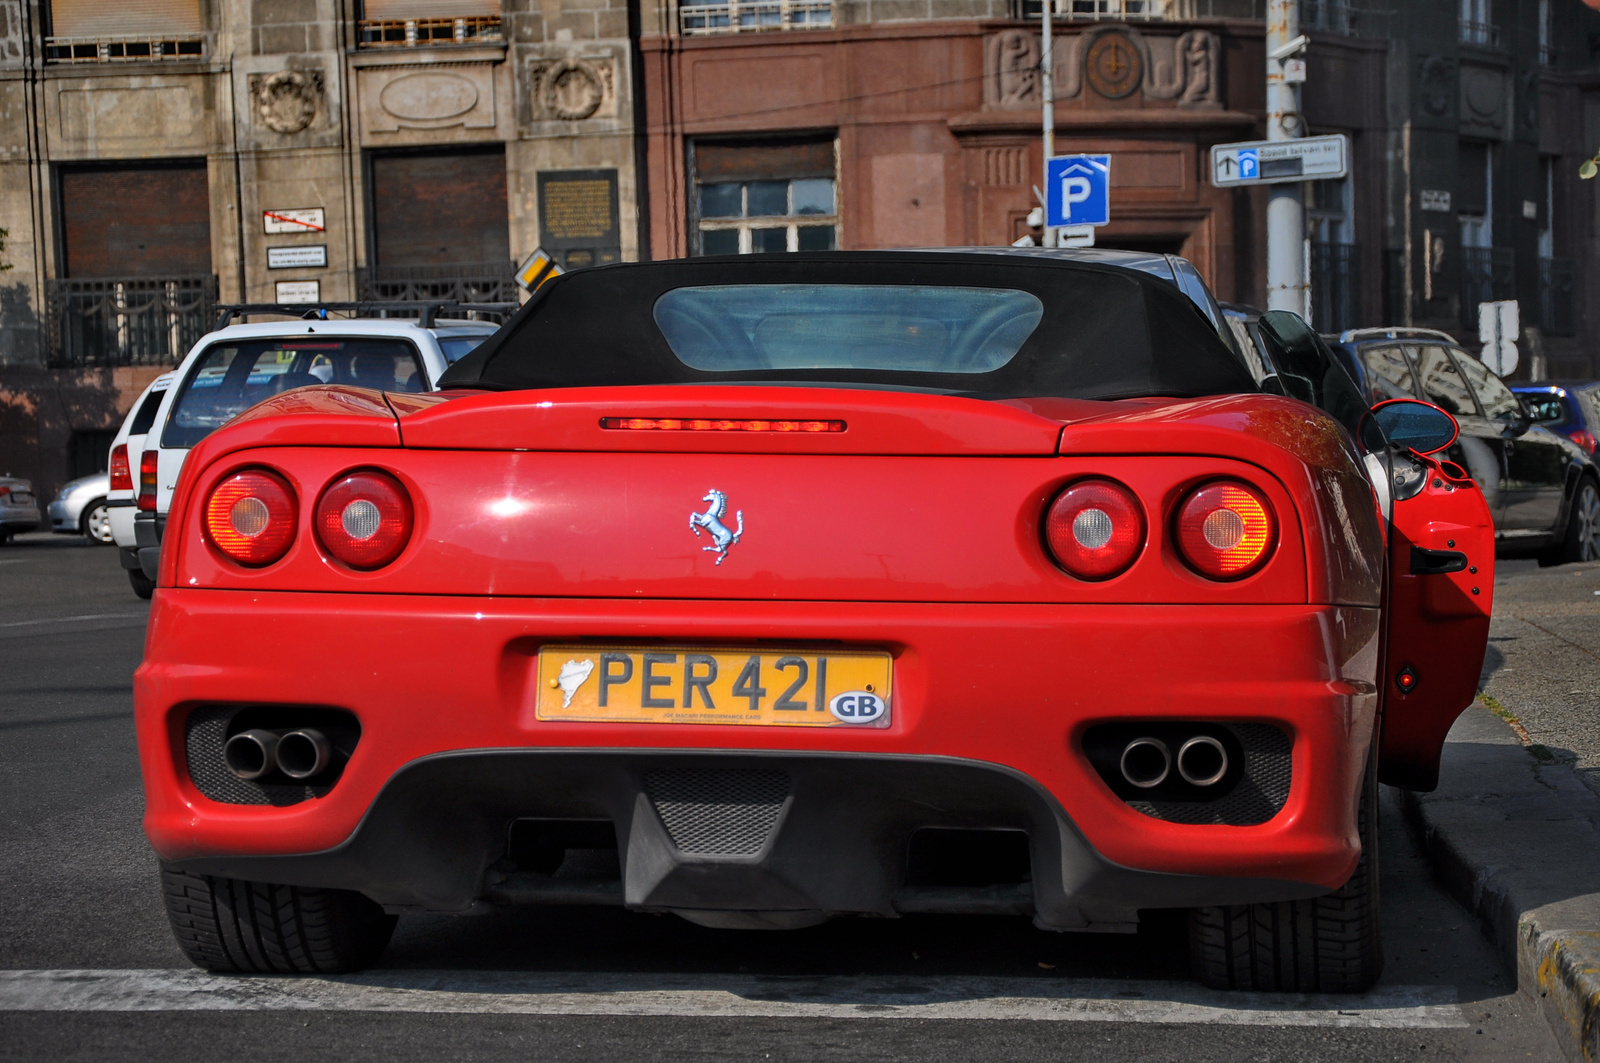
xmin=1521 ymin=394 xmax=1567 ymax=424
xmin=1409 ymin=345 xmax=1477 ymax=418
xmin=1448 ymin=348 xmax=1521 ymax=421
xmin=1360 ymin=345 xmax=1417 ymax=402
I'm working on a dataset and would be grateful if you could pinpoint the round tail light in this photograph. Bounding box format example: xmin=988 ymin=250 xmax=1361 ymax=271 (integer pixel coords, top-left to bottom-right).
xmin=1044 ymin=478 xmax=1146 ymax=580
xmin=1175 ymin=481 xmax=1276 ymax=580
xmin=315 ymin=470 xmax=413 ymax=569
xmin=204 ymin=469 xmax=297 ymax=566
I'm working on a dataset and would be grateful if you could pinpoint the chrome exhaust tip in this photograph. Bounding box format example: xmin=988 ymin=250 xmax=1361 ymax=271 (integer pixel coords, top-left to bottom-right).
xmin=1176 ymin=735 xmax=1229 ymax=787
xmin=1119 ymin=737 xmax=1171 ymax=789
xmin=276 ymin=729 xmax=333 ymax=781
xmin=223 ymin=729 xmax=280 ymax=781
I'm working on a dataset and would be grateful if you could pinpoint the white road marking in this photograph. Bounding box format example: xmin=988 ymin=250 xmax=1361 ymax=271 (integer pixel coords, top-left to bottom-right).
xmin=0 ymin=970 xmax=1466 ymax=1027
xmin=0 ymin=612 xmax=147 ymax=630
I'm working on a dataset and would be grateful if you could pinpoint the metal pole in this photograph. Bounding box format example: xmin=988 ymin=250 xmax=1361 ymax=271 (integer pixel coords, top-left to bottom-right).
xmin=1265 ymin=0 xmax=1304 ymax=315
xmin=1040 ymin=0 xmax=1054 ymax=248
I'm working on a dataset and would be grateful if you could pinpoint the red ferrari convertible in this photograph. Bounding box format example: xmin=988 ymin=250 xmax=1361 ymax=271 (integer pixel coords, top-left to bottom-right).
xmin=136 ymin=252 xmax=1492 ymax=992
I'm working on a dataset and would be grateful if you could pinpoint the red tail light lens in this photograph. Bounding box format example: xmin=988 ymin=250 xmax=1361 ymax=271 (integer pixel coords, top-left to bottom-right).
xmin=1176 ymin=481 xmax=1276 ymax=580
xmin=137 ymin=451 xmax=159 ymax=512
xmin=109 ymin=445 xmax=131 ymax=493
xmin=315 ymin=470 xmax=413 ymax=570
xmin=1571 ymin=429 xmax=1597 ymax=456
xmin=204 ymin=469 xmax=297 ymax=566
xmin=1044 ymin=478 xmax=1146 ymax=580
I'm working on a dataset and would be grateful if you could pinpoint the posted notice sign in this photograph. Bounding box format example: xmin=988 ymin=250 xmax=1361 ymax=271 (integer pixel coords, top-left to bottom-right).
xmin=1211 ymin=135 xmax=1349 ymax=187
xmin=266 ymin=245 xmax=327 ymax=270
xmin=263 ymin=208 xmax=326 ymax=234
xmin=275 ymin=280 xmax=320 ymax=304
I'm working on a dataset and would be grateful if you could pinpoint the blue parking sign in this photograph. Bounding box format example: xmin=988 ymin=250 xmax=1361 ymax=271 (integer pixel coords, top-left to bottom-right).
xmin=1045 ymin=154 xmax=1110 ymax=228
xmin=1237 ymin=149 xmax=1259 ymax=181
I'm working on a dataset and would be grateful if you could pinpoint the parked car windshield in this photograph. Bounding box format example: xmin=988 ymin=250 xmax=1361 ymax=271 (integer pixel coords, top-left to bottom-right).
xmin=440 ymin=253 xmax=1256 ymax=401
xmin=162 ymin=338 xmax=425 ymax=449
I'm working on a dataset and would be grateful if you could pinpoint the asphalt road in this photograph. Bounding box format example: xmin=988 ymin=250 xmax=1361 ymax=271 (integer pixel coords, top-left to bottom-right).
xmin=0 ymin=532 xmax=1567 ymax=1061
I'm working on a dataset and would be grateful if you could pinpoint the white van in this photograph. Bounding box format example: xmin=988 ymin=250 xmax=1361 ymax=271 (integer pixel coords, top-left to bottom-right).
xmin=124 ymin=316 xmax=499 ymax=596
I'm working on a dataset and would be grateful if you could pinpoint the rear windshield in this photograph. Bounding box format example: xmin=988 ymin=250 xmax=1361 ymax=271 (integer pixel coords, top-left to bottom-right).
xmin=440 ymin=254 xmax=1256 ymax=401
xmin=1521 ymin=393 xmax=1568 ymax=424
xmin=438 ymin=334 xmax=493 ymax=364
xmin=162 ymin=338 xmax=425 ymax=449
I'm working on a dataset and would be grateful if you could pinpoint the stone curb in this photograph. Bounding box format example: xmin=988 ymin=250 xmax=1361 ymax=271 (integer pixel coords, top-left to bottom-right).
xmin=1400 ymin=704 xmax=1600 ymax=1062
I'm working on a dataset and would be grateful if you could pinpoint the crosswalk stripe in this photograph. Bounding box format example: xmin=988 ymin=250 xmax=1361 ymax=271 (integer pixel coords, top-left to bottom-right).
xmin=0 ymin=970 xmax=1466 ymax=1027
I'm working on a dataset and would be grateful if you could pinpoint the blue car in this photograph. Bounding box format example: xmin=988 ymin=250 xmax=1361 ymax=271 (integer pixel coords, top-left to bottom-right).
xmin=1511 ymin=381 xmax=1600 ymax=459
xmin=1326 ymin=328 xmax=1600 ymax=564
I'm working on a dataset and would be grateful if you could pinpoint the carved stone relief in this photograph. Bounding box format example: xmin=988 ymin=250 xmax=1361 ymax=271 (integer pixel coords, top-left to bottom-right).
xmin=523 ymin=54 xmax=618 ymax=123
xmin=1417 ymin=56 xmax=1456 ymax=118
xmin=250 ymin=70 xmax=323 ymax=135
xmin=365 ymin=64 xmax=497 ymax=133
xmin=985 ymin=26 xmax=1219 ymax=110
xmin=1459 ymin=63 xmax=1505 ymax=135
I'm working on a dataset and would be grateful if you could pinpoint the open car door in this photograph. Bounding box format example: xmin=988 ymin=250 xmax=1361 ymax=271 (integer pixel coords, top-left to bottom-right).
xmin=1378 ymin=448 xmax=1495 ymax=790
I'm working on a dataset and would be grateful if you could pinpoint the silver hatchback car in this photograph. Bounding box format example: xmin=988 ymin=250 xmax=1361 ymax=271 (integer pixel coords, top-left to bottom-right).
xmin=48 ymin=472 xmax=113 ymax=544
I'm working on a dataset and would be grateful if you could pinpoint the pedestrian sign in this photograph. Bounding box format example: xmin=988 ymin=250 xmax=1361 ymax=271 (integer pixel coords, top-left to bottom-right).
xmin=1211 ymin=135 xmax=1349 ymax=187
xmin=1046 ymin=155 xmax=1110 ymax=228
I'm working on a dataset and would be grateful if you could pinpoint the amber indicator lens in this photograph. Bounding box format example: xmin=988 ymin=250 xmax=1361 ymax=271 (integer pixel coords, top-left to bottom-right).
xmin=1176 ymin=481 xmax=1276 ymax=579
xmin=1044 ymin=478 xmax=1146 ymax=580
xmin=204 ymin=469 xmax=297 ymax=566
xmin=600 ymin=417 xmax=845 ymax=433
xmin=315 ymin=470 xmax=413 ymax=570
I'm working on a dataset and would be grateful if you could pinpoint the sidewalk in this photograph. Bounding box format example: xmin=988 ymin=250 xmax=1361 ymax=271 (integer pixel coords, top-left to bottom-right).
xmin=1401 ymin=560 xmax=1600 ymax=1061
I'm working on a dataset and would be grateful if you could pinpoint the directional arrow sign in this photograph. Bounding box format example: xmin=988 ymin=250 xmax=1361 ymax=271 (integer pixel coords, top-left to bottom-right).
xmin=1211 ymin=135 xmax=1348 ymax=187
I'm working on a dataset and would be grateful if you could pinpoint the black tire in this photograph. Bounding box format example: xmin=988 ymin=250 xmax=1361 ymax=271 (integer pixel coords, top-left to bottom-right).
xmin=1559 ymin=477 xmax=1600 ymax=565
xmin=128 ymin=568 xmax=155 ymax=599
xmin=1188 ymin=752 xmax=1382 ymax=993
xmin=79 ymin=499 xmax=113 ymax=544
xmin=161 ymin=867 xmax=397 ymax=974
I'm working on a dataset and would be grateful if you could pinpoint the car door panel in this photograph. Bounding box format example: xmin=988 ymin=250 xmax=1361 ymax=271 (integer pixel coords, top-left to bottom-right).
xmin=1450 ymin=349 xmax=1566 ymax=533
xmin=1379 ymin=451 xmax=1494 ymax=790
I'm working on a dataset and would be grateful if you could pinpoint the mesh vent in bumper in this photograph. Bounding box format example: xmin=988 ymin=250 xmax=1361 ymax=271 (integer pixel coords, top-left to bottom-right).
xmin=644 ymin=768 xmax=790 ymax=856
xmin=183 ymin=706 xmax=333 ymax=807
xmin=1127 ymin=723 xmax=1292 ymax=826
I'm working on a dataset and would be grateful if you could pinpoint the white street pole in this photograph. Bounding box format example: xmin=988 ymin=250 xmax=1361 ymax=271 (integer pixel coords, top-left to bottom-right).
xmin=1266 ymin=0 xmax=1305 ymax=315
xmin=1040 ymin=0 xmax=1055 ymax=248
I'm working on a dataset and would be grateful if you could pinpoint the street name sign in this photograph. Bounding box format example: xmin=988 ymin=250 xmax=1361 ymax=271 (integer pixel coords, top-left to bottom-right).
xmin=275 ymin=280 xmax=321 ymax=304
xmin=1210 ymin=134 xmax=1349 ymax=187
xmin=1045 ymin=154 xmax=1110 ymax=228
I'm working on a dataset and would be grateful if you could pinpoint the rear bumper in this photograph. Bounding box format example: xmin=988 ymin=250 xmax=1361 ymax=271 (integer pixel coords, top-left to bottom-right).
xmin=136 ymin=592 xmax=1380 ymax=923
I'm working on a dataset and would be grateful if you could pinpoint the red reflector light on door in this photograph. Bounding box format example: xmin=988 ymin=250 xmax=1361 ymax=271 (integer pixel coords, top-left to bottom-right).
xmin=599 ymin=417 xmax=846 ymax=433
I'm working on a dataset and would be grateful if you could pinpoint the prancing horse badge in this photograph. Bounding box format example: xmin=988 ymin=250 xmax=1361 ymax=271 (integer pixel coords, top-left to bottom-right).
xmin=690 ymin=488 xmax=743 ymax=565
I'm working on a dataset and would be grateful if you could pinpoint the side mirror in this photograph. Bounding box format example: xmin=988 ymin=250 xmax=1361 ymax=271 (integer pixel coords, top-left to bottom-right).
xmin=1367 ymin=398 xmax=1459 ymax=455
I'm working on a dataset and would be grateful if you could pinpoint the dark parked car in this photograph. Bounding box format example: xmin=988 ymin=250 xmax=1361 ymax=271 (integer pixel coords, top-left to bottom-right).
xmin=1328 ymin=328 xmax=1600 ymax=564
xmin=1511 ymin=381 xmax=1600 ymax=458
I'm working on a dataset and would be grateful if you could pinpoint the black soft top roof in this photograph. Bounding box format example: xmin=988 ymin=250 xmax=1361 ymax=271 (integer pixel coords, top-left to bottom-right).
xmin=439 ymin=251 xmax=1258 ymax=401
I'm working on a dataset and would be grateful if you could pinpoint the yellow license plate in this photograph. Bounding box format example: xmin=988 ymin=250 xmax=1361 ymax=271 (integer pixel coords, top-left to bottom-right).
xmin=535 ymin=646 xmax=892 ymax=727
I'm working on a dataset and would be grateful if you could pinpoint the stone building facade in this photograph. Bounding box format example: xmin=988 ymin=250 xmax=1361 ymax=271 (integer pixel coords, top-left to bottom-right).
xmin=0 ymin=0 xmax=643 ymax=498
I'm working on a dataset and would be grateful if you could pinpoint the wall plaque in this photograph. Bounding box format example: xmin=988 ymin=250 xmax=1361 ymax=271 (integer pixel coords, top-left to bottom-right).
xmin=537 ymin=169 xmax=620 ymax=269
xmin=267 ymin=245 xmax=328 ymax=269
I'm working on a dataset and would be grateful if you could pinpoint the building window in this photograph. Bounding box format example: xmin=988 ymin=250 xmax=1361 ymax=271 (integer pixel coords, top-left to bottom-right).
xmin=358 ymin=0 xmax=502 ymax=48
xmin=1019 ymin=0 xmax=1169 ymax=19
xmin=1459 ymin=0 xmax=1497 ymax=46
xmin=692 ymin=138 xmax=838 ymax=255
xmin=45 ymin=0 xmax=204 ymax=62
xmin=1538 ymin=0 xmax=1554 ymax=66
xmin=1308 ymin=175 xmax=1359 ymax=332
xmin=680 ymin=0 xmax=832 ymax=36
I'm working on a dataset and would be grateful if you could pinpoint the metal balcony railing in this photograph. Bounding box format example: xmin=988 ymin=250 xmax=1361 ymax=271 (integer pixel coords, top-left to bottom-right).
xmin=357 ymin=15 xmax=502 ymax=48
xmin=44 ymin=34 xmax=204 ymax=63
xmin=680 ymin=0 xmax=832 ymax=35
xmin=45 ymin=276 xmax=217 ymax=368
xmin=1459 ymin=246 xmax=1515 ymax=331
xmin=1540 ymin=257 xmax=1575 ymax=337
xmin=1458 ymin=18 xmax=1498 ymax=46
xmin=355 ymin=263 xmax=519 ymax=305
xmin=1310 ymin=241 xmax=1361 ymax=334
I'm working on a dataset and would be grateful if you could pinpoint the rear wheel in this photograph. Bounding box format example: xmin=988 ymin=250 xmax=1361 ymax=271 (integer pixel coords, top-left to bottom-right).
xmin=161 ymin=867 xmax=397 ymax=974
xmin=128 ymin=568 xmax=155 ymax=599
xmin=1188 ymin=752 xmax=1382 ymax=993
xmin=1560 ymin=478 xmax=1600 ymax=565
xmin=79 ymin=500 xmax=112 ymax=544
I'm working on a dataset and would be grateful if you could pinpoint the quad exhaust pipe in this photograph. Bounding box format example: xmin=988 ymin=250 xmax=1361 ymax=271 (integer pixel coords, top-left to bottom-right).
xmin=1117 ymin=735 xmax=1230 ymax=790
xmin=222 ymin=728 xmax=334 ymax=782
